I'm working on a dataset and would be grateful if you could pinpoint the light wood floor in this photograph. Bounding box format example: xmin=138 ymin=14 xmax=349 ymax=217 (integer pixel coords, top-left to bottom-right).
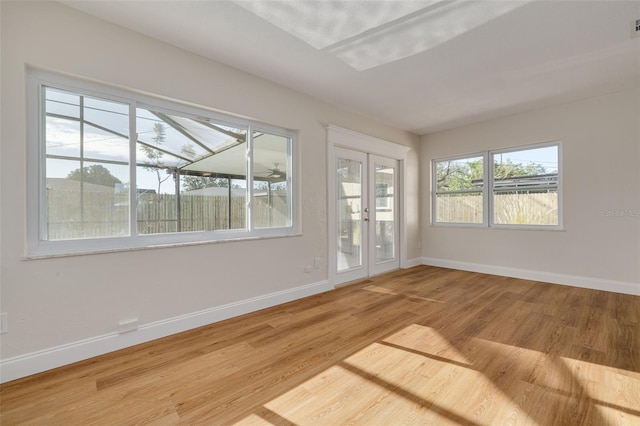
xmin=1 ymin=266 xmax=639 ymax=425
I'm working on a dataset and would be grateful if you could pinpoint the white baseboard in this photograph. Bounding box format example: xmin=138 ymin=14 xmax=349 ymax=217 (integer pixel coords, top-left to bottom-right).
xmin=421 ymin=257 xmax=640 ymax=296
xmin=0 ymin=279 xmax=332 ymax=384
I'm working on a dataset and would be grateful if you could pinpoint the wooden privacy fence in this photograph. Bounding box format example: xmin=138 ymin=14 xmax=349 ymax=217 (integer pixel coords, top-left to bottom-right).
xmin=46 ymin=190 xmax=287 ymax=240
xmin=436 ymin=192 xmax=558 ymax=225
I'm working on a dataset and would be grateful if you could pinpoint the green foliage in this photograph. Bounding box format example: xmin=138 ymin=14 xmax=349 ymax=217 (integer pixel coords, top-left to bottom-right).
xmin=436 ymin=159 xmax=483 ymax=191
xmin=493 ymin=159 xmax=546 ymax=180
xmin=181 ymin=176 xmax=230 ymax=192
xmin=67 ymin=164 xmax=122 ymax=187
xmin=437 ymin=157 xmax=548 ymax=191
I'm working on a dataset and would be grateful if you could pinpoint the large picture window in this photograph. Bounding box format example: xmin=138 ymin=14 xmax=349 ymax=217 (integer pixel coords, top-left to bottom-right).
xmin=432 ymin=142 xmax=561 ymax=229
xmin=28 ymin=71 xmax=296 ymax=256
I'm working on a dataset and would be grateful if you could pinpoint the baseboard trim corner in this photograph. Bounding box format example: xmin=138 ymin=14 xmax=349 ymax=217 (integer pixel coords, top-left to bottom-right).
xmin=403 ymin=257 xmax=423 ymax=269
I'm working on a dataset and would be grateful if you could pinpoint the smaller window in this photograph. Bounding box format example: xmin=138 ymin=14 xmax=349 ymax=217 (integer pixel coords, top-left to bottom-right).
xmin=433 ymin=155 xmax=485 ymax=225
xmin=432 ymin=142 xmax=561 ymax=229
xmin=491 ymin=144 xmax=560 ymax=227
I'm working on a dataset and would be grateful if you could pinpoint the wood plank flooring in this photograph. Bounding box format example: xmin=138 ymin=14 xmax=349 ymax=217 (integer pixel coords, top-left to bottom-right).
xmin=1 ymin=266 xmax=639 ymax=425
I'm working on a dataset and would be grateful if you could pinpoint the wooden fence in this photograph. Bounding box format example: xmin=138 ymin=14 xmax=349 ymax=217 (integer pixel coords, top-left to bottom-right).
xmin=46 ymin=190 xmax=288 ymax=240
xmin=436 ymin=192 xmax=558 ymax=225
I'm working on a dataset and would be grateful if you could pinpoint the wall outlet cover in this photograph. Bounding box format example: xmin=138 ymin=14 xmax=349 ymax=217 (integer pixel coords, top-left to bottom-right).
xmin=118 ymin=318 xmax=139 ymax=334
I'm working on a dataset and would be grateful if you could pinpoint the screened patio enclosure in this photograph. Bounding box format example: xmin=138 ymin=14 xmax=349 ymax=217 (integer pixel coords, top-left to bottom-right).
xmin=43 ymin=87 xmax=292 ymax=240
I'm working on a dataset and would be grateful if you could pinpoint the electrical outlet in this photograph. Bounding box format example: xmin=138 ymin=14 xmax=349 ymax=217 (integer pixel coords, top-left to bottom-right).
xmin=313 ymin=257 xmax=321 ymax=269
xmin=633 ymin=18 xmax=640 ymax=39
xmin=0 ymin=313 xmax=8 ymax=334
xmin=118 ymin=318 xmax=138 ymax=334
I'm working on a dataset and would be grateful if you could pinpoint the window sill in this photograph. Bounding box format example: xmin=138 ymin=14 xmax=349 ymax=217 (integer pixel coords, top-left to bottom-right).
xmin=430 ymin=223 xmax=565 ymax=232
xmin=24 ymin=232 xmax=302 ymax=260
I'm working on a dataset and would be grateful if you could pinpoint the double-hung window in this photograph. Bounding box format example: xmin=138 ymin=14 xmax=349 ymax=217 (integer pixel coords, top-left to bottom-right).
xmin=432 ymin=143 xmax=561 ymax=229
xmin=490 ymin=144 xmax=560 ymax=227
xmin=433 ymin=155 xmax=485 ymax=225
xmin=28 ymin=71 xmax=297 ymax=257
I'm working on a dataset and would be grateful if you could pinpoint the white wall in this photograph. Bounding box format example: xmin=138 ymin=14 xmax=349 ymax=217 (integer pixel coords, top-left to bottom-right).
xmin=0 ymin=1 xmax=420 ymax=380
xmin=421 ymin=89 xmax=640 ymax=294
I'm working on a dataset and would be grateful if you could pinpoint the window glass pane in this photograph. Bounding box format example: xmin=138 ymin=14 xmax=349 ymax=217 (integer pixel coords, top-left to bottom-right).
xmin=45 ymin=115 xmax=80 ymax=158
xmin=230 ymin=178 xmax=247 ymax=230
xmin=44 ymin=88 xmax=130 ymax=241
xmin=375 ymin=165 xmax=395 ymax=263
xmin=136 ymin=108 xmax=200 ymax=169
xmin=435 ymin=156 xmax=483 ymax=192
xmin=45 ymin=88 xmax=80 ymax=119
xmin=84 ymin=96 xmax=129 ymax=136
xmin=135 ymin=110 xmax=250 ymax=235
xmin=337 ymin=158 xmax=362 ymax=271
xmin=83 ymin=124 xmax=129 ymax=163
xmin=434 ymin=155 xmax=484 ymax=224
xmin=136 ymin=165 xmax=177 ymax=234
xmin=252 ymin=131 xmax=291 ymax=228
xmin=492 ymin=145 xmax=559 ymax=226
xmin=180 ymin=176 xmax=229 ymax=232
xmin=493 ymin=190 xmax=558 ymax=225
xmin=45 ymin=160 xmax=129 ymax=240
xmin=435 ymin=193 xmax=484 ymax=224
xmin=82 ymin=96 xmax=129 ymax=162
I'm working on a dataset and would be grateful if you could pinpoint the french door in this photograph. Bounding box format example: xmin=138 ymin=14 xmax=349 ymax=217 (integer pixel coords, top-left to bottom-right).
xmin=334 ymin=147 xmax=400 ymax=284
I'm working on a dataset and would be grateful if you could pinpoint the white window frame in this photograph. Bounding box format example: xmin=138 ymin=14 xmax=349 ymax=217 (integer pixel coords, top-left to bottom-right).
xmin=432 ymin=152 xmax=488 ymax=227
xmin=27 ymin=70 xmax=298 ymax=258
xmin=489 ymin=142 xmax=562 ymax=230
xmin=432 ymin=141 xmax=562 ymax=230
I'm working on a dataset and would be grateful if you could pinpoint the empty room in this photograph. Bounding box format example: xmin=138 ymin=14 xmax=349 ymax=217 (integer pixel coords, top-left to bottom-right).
xmin=1 ymin=1 xmax=639 ymax=424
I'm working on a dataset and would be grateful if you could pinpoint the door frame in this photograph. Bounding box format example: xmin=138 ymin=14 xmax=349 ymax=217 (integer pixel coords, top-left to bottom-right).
xmin=327 ymin=125 xmax=410 ymax=286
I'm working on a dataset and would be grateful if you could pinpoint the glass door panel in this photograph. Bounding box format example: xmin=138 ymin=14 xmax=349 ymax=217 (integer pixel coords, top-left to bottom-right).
xmin=337 ymin=157 xmax=364 ymax=272
xmin=369 ymin=155 xmax=399 ymax=276
xmin=374 ymin=164 xmax=395 ymax=263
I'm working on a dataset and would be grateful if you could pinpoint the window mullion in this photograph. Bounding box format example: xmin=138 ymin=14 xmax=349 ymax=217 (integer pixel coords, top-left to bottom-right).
xmin=247 ymin=126 xmax=254 ymax=232
xmin=486 ymin=151 xmax=492 ymax=227
xmin=38 ymin=83 xmax=48 ymax=241
xmin=129 ymin=102 xmax=138 ymax=239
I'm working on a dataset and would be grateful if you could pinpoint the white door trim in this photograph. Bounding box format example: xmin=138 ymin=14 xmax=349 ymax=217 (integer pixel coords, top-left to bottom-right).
xmin=327 ymin=125 xmax=410 ymax=286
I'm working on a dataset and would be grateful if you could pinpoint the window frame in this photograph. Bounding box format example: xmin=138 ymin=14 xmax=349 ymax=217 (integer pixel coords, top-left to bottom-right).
xmin=27 ymin=70 xmax=298 ymax=258
xmin=431 ymin=141 xmax=562 ymax=230
xmin=432 ymin=152 xmax=488 ymax=227
xmin=489 ymin=142 xmax=562 ymax=230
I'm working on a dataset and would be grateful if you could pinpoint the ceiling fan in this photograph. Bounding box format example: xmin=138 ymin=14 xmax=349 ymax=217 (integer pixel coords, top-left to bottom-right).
xmin=263 ymin=163 xmax=286 ymax=180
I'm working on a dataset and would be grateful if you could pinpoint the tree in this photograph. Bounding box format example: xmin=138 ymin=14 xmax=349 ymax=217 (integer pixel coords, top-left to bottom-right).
xmin=436 ymin=159 xmax=483 ymax=191
xmin=437 ymin=158 xmax=547 ymax=191
xmin=140 ymin=122 xmax=172 ymax=194
xmin=181 ymin=176 xmax=230 ymax=192
xmin=67 ymin=164 xmax=122 ymax=187
xmin=493 ymin=159 xmax=546 ymax=180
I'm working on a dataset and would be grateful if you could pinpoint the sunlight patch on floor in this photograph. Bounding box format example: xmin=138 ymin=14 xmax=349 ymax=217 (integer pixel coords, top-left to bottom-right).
xmin=234 ymin=323 xmax=639 ymax=425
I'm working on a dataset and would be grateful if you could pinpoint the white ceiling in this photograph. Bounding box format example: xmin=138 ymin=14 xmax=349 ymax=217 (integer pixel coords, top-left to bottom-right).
xmin=64 ymin=0 xmax=640 ymax=135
